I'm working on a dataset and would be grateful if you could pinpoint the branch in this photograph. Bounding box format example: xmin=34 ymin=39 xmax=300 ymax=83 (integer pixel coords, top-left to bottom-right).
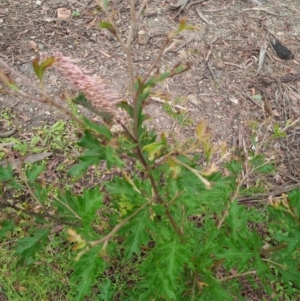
xmin=0 ymin=196 xmax=79 ymax=227
xmin=90 ymin=200 xmax=150 ymax=246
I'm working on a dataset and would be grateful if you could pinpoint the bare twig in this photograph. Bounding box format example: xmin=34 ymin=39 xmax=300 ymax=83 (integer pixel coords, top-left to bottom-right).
xmin=0 ymin=129 xmax=16 ymax=138
xmin=220 ymin=271 xmax=257 ymax=282
xmin=0 ymin=197 xmax=79 ymax=227
xmin=205 ymin=37 xmax=217 ymax=62
xmin=235 ymin=7 xmax=281 ymax=16
xmin=256 ymin=41 xmax=268 ymax=74
xmin=195 ymin=7 xmax=215 ymax=25
xmin=151 ymin=97 xmax=194 ymax=112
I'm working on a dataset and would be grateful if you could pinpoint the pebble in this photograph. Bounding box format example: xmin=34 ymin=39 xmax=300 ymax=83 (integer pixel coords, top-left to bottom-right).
xmin=186 ymin=94 xmax=198 ymax=106
xmin=138 ymin=30 xmax=150 ymax=45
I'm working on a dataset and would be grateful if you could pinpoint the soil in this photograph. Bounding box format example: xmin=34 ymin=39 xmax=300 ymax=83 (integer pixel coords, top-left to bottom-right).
xmin=0 ymin=0 xmax=299 ymax=133
xmin=1 ymin=0 xmax=300 ymax=180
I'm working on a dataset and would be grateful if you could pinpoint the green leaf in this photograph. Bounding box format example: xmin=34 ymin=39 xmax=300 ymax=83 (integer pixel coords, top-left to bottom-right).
xmin=32 ymin=57 xmax=55 ymax=81
xmin=25 ymin=163 xmax=45 ymax=184
xmin=99 ymin=21 xmax=116 ymax=36
xmin=226 ymin=160 xmax=243 ymax=176
xmin=0 ymin=71 xmax=20 ymax=91
xmin=121 ymin=208 xmax=150 ymax=260
xmin=117 ymin=101 xmax=133 ymax=118
xmin=72 ymin=245 xmax=107 ymax=301
xmin=54 ymin=187 xmax=103 ymax=226
xmin=105 ymin=145 xmax=124 ymax=169
xmin=139 ymin=238 xmax=192 ymax=300
xmin=98 ymin=279 xmax=114 ymax=301
xmin=142 ymin=134 xmax=167 ymax=161
xmin=0 ymin=164 xmax=13 ymax=181
xmin=72 ymin=93 xmax=112 ymax=121
xmin=15 ymin=229 xmax=49 ymax=266
xmin=68 ymin=131 xmax=107 ymax=177
xmin=0 ymin=220 xmax=15 ymax=239
xmin=80 ymin=187 xmax=103 ymax=224
xmin=83 ymin=117 xmax=112 ymax=140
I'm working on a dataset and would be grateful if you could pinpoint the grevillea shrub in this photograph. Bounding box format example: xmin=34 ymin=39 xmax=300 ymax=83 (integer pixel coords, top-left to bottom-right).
xmin=0 ymin=2 xmax=299 ymax=300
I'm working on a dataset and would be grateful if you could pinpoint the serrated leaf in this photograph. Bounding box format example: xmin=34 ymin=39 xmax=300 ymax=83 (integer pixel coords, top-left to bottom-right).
xmin=121 ymin=209 xmax=150 ymax=259
xmin=15 ymin=229 xmax=49 ymax=266
xmin=105 ymin=145 xmax=124 ymax=169
xmin=0 ymin=220 xmax=15 ymax=239
xmin=142 ymin=135 xmax=167 ymax=161
xmin=72 ymin=245 xmax=107 ymax=301
xmin=139 ymin=238 xmax=192 ymax=299
xmin=196 ymin=120 xmax=210 ymax=143
xmin=83 ymin=117 xmax=112 ymax=140
xmin=80 ymin=187 xmax=103 ymax=224
xmin=98 ymin=279 xmax=114 ymax=300
xmin=0 ymin=164 xmax=13 ymax=181
xmin=54 ymin=187 xmax=103 ymax=225
xmin=25 ymin=163 xmax=45 ymax=184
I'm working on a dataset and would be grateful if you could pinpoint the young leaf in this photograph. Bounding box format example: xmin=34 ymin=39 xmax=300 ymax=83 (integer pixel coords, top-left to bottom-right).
xmin=0 ymin=220 xmax=15 ymax=239
xmin=121 ymin=208 xmax=150 ymax=260
xmin=15 ymin=229 xmax=50 ymax=266
xmin=83 ymin=117 xmax=112 ymax=140
xmin=0 ymin=71 xmax=20 ymax=91
xmin=25 ymin=163 xmax=45 ymax=184
xmin=142 ymin=134 xmax=167 ymax=161
xmin=72 ymin=245 xmax=107 ymax=301
xmin=32 ymin=57 xmax=55 ymax=81
xmin=98 ymin=279 xmax=114 ymax=301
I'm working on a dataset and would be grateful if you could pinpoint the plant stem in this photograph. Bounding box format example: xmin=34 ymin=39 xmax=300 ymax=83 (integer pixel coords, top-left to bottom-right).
xmin=260 ymin=243 xmax=288 ymax=255
xmin=0 ymin=196 xmax=79 ymax=227
xmin=90 ymin=200 xmax=150 ymax=246
xmin=220 ymin=270 xmax=256 ymax=282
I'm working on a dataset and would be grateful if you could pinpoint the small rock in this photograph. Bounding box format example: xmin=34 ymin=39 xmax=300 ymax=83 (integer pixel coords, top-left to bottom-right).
xmin=90 ymin=35 xmax=97 ymax=42
xmin=138 ymin=30 xmax=150 ymax=45
xmin=110 ymin=124 xmax=124 ymax=134
xmin=187 ymin=94 xmax=198 ymax=106
xmin=15 ymin=77 xmax=22 ymax=84
xmin=36 ymin=0 xmax=42 ymax=5
xmin=38 ymin=43 xmax=44 ymax=50
xmin=104 ymin=30 xmax=114 ymax=41
xmin=229 ymin=97 xmax=238 ymax=105
xmin=57 ymin=8 xmax=71 ymax=19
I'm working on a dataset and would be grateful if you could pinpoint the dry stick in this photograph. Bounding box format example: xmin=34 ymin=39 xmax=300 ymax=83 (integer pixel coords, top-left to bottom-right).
xmin=173 ymin=35 xmax=195 ymax=53
xmin=195 ymin=7 xmax=214 ymax=25
xmin=151 ymin=97 xmax=193 ymax=112
xmin=187 ymin=0 xmax=208 ymax=9
xmin=143 ymin=38 xmax=170 ymax=82
xmin=0 ymin=129 xmax=16 ymax=138
xmin=0 ymin=59 xmax=84 ymax=127
xmin=0 ymin=196 xmax=79 ymax=227
xmin=218 ymin=120 xmax=271 ymax=229
xmin=3 ymin=89 xmax=85 ymax=127
xmin=235 ymin=7 xmax=281 ymax=16
xmin=256 ymin=41 xmax=267 ymax=74
xmin=220 ymin=271 xmax=257 ymax=282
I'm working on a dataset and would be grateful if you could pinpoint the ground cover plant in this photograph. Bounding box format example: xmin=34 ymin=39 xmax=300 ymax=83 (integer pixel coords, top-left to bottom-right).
xmin=0 ymin=0 xmax=300 ymax=300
